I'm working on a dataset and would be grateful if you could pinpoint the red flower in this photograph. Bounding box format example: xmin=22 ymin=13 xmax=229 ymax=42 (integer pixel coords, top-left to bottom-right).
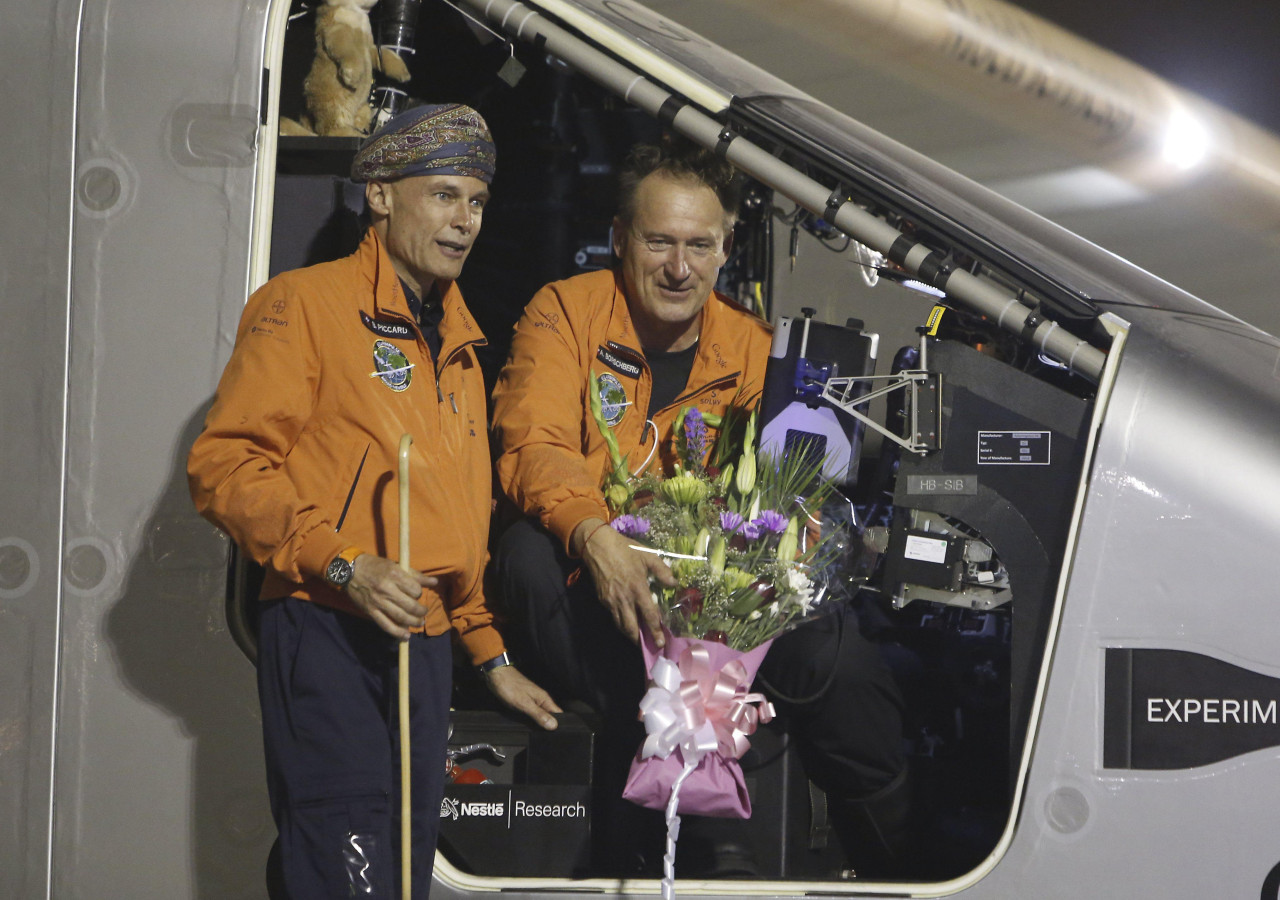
xmin=676 ymin=586 xmax=704 ymax=616
xmin=704 ymin=630 xmax=729 ymax=644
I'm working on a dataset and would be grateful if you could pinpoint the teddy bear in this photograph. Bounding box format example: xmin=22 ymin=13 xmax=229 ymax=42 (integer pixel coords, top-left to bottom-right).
xmin=281 ymin=0 xmax=411 ymax=137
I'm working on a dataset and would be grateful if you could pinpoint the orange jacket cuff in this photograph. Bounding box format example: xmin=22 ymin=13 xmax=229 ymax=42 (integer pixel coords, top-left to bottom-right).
xmin=548 ymin=496 xmax=611 ymax=557
xmin=457 ymin=624 xmax=506 ymax=667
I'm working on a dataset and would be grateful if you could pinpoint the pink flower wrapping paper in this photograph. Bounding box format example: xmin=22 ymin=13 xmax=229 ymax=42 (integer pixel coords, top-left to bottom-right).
xmin=623 ymin=628 xmax=775 ymax=818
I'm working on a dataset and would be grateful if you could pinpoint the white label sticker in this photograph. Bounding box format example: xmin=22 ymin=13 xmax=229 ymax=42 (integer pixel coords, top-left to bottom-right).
xmin=904 ymin=534 xmax=948 ymax=564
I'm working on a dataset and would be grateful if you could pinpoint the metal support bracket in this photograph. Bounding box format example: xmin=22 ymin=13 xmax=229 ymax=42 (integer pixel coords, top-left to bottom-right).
xmin=813 ymin=331 xmax=942 ymax=455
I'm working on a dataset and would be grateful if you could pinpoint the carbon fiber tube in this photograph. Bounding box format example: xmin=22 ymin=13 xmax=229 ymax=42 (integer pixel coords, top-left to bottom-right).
xmin=458 ymin=0 xmax=1105 ymax=381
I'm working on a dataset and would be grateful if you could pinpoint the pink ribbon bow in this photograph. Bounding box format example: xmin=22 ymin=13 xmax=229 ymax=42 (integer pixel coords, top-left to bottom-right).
xmin=638 ymin=643 xmax=776 ymax=764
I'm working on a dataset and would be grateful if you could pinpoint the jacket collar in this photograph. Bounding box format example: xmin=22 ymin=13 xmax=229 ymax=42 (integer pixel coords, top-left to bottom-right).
xmin=436 ymin=280 xmax=487 ymax=363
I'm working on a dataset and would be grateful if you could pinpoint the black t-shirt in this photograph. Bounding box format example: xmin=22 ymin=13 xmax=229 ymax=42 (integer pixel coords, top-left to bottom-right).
xmin=401 ymin=278 xmax=443 ymax=361
xmin=645 ymin=342 xmax=698 ymax=418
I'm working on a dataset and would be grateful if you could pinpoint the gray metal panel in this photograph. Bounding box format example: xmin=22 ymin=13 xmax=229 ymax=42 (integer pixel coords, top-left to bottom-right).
xmin=973 ymin=324 xmax=1280 ymax=897
xmin=48 ymin=0 xmax=275 ymax=896
xmin=0 ymin=0 xmax=80 ymax=897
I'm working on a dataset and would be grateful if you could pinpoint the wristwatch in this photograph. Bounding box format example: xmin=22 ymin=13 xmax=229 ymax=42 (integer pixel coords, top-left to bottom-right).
xmin=476 ymin=651 xmax=512 ymax=675
xmin=324 ymin=547 xmax=362 ymax=590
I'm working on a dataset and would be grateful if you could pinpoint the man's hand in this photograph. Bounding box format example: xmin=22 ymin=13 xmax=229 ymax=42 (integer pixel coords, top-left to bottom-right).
xmin=574 ymin=518 xmax=676 ymax=647
xmin=344 ymin=554 xmax=436 ymax=640
xmin=482 ymin=665 xmax=563 ymax=731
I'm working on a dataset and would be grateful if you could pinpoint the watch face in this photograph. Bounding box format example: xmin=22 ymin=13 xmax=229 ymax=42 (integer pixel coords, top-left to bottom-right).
xmin=326 ymin=556 xmax=354 ymax=587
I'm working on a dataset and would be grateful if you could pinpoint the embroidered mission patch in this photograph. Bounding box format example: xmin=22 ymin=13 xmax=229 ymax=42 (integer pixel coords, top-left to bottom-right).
xmin=372 ymin=340 xmax=412 ymax=392
xmin=597 ymin=372 xmax=628 ymax=426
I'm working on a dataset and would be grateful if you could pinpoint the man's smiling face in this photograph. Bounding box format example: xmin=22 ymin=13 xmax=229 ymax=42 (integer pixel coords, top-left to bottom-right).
xmin=612 ymin=172 xmax=731 ymax=351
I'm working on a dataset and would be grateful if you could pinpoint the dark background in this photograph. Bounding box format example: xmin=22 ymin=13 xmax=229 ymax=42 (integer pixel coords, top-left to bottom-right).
xmin=1016 ymin=1 xmax=1280 ymax=133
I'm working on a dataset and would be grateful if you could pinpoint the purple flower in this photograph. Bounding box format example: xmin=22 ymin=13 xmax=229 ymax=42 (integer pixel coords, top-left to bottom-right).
xmin=719 ymin=510 xmax=745 ymax=534
xmin=740 ymin=520 xmax=764 ymax=541
xmin=611 ymin=514 xmax=650 ymax=537
xmin=754 ymin=509 xmax=788 ymax=534
xmin=683 ymin=408 xmax=708 ymax=468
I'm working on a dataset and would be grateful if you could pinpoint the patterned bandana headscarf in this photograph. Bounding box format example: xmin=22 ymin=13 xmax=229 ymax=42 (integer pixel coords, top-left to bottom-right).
xmin=350 ymin=103 xmax=496 ymax=184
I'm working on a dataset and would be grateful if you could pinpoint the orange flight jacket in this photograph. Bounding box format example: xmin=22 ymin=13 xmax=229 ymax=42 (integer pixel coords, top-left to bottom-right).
xmin=491 ymin=268 xmax=773 ymax=554
xmin=188 ymin=228 xmax=504 ymax=664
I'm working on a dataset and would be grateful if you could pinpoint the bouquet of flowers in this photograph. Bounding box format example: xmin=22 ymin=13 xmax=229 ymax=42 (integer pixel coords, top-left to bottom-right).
xmin=589 ymin=372 xmax=840 ymax=893
xmin=601 ymin=403 xmax=836 ymax=655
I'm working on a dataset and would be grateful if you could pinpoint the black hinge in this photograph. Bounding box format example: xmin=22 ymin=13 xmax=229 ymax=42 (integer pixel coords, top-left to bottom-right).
xmin=260 ymin=68 xmax=270 ymax=126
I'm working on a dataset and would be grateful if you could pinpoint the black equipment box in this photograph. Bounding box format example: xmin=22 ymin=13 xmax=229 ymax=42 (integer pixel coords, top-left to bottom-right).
xmin=438 ymin=710 xmax=595 ymax=877
xmin=437 ymin=709 xmax=846 ymax=880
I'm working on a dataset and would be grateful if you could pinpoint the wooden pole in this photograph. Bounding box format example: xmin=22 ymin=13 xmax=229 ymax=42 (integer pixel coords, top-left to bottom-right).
xmin=398 ymin=433 xmax=413 ymax=900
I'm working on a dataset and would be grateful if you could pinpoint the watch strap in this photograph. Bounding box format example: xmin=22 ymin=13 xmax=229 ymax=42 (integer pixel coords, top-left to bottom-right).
xmin=476 ymin=651 xmax=512 ymax=674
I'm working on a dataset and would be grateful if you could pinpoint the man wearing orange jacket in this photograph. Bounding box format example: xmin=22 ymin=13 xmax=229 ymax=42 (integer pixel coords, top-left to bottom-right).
xmin=490 ymin=141 xmax=908 ymax=878
xmin=189 ymin=104 xmax=559 ymax=899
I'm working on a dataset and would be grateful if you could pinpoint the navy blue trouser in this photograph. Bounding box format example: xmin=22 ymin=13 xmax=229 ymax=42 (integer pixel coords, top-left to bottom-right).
xmin=257 ymin=597 xmax=452 ymax=899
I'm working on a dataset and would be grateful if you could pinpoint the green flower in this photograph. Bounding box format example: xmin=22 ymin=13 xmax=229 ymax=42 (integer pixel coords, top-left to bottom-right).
xmin=671 ymin=558 xmax=700 ymax=582
xmin=735 ymin=412 xmax=758 ymax=495
xmin=695 ymin=527 xmax=711 ymax=556
xmin=721 ymin=567 xmax=755 ymax=591
xmin=605 ymin=482 xmax=632 ymax=510
xmin=776 ymin=516 xmax=799 ymax=563
xmin=660 ymin=471 xmax=710 ymax=506
xmin=708 ymin=535 xmax=727 ymax=575
xmin=671 ymin=531 xmax=697 ymax=555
